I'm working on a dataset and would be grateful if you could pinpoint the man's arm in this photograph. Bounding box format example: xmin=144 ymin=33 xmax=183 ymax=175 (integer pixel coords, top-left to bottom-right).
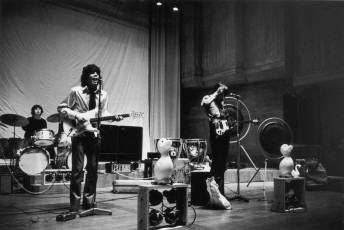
xmin=201 ymin=84 xmax=228 ymax=107
xmin=57 ymin=89 xmax=78 ymax=120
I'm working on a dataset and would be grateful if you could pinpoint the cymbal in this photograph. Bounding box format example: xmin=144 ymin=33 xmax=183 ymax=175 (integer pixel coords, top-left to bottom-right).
xmin=47 ymin=113 xmax=62 ymax=123
xmin=0 ymin=114 xmax=29 ymax=127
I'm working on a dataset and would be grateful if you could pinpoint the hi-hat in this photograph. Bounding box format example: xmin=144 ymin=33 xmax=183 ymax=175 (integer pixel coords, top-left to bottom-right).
xmin=0 ymin=114 xmax=28 ymax=127
xmin=47 ymin=113 xmax=62 ymax=123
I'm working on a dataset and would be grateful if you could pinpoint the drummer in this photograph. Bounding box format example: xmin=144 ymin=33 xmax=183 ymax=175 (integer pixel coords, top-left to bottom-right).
xmin=22 ymin=104 xmax=56 ymax=167
xmin=22 ymin=105 xmax=47 ymax=145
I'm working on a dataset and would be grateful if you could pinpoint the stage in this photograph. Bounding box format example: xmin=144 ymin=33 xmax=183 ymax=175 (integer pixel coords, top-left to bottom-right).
xmin=0 ymin=181 xmax=342 ymax=230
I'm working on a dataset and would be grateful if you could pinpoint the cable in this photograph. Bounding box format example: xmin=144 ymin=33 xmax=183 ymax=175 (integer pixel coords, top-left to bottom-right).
xmin=0 ymin=150 xmax=55 ymax=195
xmin=186 ymin=204 xmax=196 ymax=227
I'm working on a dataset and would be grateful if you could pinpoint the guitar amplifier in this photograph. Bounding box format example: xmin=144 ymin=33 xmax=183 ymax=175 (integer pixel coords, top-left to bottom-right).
xmin=106 ymin=163 xmax=132 ymax=173
xmin=99 ymin=125 xmax=143 ymax=162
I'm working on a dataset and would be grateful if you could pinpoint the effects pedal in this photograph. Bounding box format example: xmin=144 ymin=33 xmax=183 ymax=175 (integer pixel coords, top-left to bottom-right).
xmin=56 ymin=212 xmax=77 ymax=221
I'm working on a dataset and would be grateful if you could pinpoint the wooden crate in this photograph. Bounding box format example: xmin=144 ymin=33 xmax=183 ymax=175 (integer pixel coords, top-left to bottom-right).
xmin=271 ymin=177 xmax=306 ymax=212
xmin=113 ymin=179 xmax=154 ymax=193
xmin=137 ymin=183 xmax=188 ymax=230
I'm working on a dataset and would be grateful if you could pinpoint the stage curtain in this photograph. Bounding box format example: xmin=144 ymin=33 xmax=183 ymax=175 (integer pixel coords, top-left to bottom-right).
xmin=149 ymin=4 xmax=180 ymax=150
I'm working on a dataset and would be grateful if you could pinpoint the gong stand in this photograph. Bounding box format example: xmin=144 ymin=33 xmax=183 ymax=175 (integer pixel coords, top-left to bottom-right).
xmin=226 ymin=94 xmax=249 ymax=202
xmin=79 ymin=79 xmax=112 ymax=217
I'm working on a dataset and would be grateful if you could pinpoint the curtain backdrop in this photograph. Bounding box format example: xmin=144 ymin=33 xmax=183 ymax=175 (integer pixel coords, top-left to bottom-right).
xmin=149 ymin=4 xmax=180 ymax=150
xmin=0 ymin=0 xmax=151 ymax=157
xmin=0 ymin=0 xmax=181 ymax=158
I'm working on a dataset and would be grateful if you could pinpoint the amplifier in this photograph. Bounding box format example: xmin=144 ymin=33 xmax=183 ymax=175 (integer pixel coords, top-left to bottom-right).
xmin=106 ymin=163 xmax=132 ymax=173
xmin=41 ymin=169 xmax=86 ymax=185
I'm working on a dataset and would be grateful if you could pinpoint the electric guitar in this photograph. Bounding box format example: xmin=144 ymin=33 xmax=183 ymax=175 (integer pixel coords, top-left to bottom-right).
xmin=214 ymin=118 xmax=259 ymax=136
xmin=63 ymin=111 xmax=144 ymax=137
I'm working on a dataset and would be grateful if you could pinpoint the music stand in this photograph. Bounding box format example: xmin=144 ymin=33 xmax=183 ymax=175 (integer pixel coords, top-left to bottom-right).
xmin=226 ymin=95 xmax=249 ymax=202
xmin=79 ymin=79 xmax=112 ymax=217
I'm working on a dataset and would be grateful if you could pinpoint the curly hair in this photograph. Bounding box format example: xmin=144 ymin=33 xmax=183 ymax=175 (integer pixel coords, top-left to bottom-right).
xmin=31 ymin=104 xmax=43 ymax=116
xmin=80 ymin=64 xmax=101 ymax=87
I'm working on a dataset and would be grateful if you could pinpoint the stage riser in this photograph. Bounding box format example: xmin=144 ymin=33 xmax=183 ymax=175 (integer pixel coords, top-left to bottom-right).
xmin=12 ymin=168 xmax=279 ymax=194
xmin=224 ymin=169 xmax=279 ymax=183
xmin=23 ymin=171 xmax=145 ymax=194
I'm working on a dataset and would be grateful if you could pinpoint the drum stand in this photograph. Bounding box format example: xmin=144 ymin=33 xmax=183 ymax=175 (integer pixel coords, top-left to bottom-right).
xmin=227 ymin=95 xmax=249 ymax=202
xmin=258 ymin=159 xmax=269 ymax=202
xmin=79 ymin=79 xmax=112 ymax=217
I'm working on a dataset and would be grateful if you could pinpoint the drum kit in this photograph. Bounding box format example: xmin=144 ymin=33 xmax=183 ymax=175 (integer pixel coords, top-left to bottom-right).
xmin=0 ymin=113 xmax=74 ymax=176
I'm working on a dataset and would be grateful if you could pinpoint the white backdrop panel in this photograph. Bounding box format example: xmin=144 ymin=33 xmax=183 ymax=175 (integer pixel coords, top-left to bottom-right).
xmin=0 ymin=1 xmax=150 ymax=157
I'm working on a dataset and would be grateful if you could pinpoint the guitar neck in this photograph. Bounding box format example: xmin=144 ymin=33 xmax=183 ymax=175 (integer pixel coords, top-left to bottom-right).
xmin=239 ymin=119 xmax=259 ymax=125
xmin=89 ymin=114 xmax=130 ymax=123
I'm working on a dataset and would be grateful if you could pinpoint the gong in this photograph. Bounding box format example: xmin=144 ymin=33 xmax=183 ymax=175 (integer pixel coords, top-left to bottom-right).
xmin=256 ymin=117 xmax=293 ymax=159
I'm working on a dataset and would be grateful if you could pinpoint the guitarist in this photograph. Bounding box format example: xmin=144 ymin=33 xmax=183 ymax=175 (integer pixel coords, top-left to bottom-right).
xmin=57 ymin=64 xmax=122 ymax=213
xmin=201 ymin=82 xmax=231 ymax=197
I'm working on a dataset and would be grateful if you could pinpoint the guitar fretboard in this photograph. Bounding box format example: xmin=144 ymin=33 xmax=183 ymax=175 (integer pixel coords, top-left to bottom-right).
xmin=89 ymin=114 xmax=130 ymax=123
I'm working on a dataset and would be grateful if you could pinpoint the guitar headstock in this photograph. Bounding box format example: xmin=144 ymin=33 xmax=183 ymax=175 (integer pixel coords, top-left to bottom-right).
xmin=131 ymin=111 xmax=144 ymax=118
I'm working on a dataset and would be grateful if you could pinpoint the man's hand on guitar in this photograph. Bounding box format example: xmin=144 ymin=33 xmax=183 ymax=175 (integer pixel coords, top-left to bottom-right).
xmin=113 ymin=114 xmax=123 ymax=122
xmin=75 ymin=113 xmax=87 ymax=124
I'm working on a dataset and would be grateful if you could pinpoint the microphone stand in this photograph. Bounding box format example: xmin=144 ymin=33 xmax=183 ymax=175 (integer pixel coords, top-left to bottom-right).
xmin=80 ymin=79 xmax=112 ymax=217
xmin=227 ymin=94 xmax=249 ymax=202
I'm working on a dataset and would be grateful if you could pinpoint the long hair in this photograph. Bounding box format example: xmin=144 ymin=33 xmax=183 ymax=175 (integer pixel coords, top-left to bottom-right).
xmin=31 ymin=104 xmax=43 ymax=116
xmin=80 ymin=64 xmax=101 ymax=87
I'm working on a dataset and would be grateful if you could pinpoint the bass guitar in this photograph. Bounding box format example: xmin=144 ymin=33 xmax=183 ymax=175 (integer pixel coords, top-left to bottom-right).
xmin=214 ymin=118 xmax=259 ymax=136
xmin=63 ymin=111 xmax=144 ymax=137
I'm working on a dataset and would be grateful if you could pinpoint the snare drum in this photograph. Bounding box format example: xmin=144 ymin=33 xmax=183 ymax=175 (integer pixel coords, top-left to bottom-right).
xmin=57 ymin=132 xmax=72 ymax=147
xmin=19 ymin=146 xmax=50 ymax=175
xmin=182 ymin=139 xmax=207 ymax=163
xmin=34 ymin=129 xmax=55 ymax=146
xmin=56 ymin=147 xmax=87 ymax=169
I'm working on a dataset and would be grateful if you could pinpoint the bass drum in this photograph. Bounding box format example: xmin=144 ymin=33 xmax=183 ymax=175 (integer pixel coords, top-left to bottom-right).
xmin=56 ymin=147 xmax=87 ymax=169
xmin=19 ymin=146 xmax=50 ymax=175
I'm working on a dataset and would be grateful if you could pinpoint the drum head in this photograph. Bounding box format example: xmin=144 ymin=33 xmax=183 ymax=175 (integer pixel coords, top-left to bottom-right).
xmin=34 ymin=129 xmax=55 ymax=146
xmin=19 ymin=147 xmax=49 ymax=175
xmin=182 ymin=139 xmax=207 ymax=162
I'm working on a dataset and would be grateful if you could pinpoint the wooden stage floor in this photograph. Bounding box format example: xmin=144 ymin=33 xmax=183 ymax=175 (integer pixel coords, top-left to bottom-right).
xmin=0 ymin=182 xmax=343 ymax=230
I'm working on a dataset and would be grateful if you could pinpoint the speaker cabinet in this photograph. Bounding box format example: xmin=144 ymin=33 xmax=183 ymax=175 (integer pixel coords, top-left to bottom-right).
xmin=190 ymin=171 xmax=211 ymax=206
xmin=99 ymin=125 xmax=143 ymax=162
xmin=283 ymin=93 xmax=300 ymax=143
xmin=283 ymin=88 xmax=322 ymax=144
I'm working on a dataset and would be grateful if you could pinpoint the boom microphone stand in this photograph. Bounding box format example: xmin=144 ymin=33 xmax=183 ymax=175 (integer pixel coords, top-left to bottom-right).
xmin=227 ymin=94 xmax=249 ymax=202
xmin=80 ymin=78 xmax=112 ymax=217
